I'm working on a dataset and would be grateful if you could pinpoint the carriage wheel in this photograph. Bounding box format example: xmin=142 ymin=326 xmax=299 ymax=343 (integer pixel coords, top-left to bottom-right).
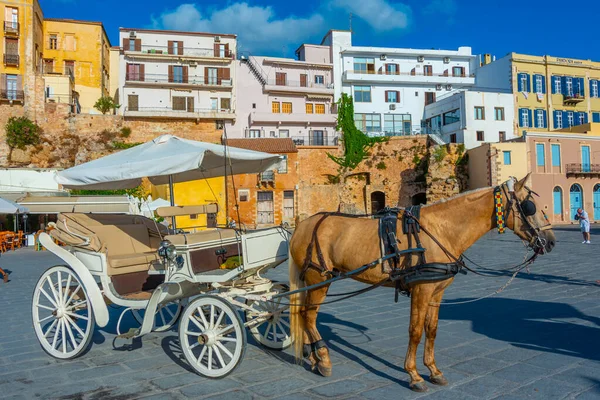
xmin=132 ymin=300 xmax=182 ymax=332
xmin=244 ymin=284 xmax=293 ymax=350
xmin=32 ymin=266 xmax=95 ymax=360
xmin=179 ymin=295 xmax=246 ymax=378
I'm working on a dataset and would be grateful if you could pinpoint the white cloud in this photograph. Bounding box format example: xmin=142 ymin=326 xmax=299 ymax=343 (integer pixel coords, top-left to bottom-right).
xmin=151 ymin=3 xmax=325 ymax=54
xmin=330 ymin=0 xmax=411 ymax=31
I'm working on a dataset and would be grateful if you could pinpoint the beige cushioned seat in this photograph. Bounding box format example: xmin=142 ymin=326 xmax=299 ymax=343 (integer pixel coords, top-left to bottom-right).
xmin=94 ymin=224 xmax=159 ymax=275
xmin=166 ymin=229 xmax=238 ymax=246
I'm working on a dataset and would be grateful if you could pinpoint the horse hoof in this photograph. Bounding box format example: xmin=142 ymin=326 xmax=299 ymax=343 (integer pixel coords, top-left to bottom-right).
xmin=410 ymin=381 xmax=428 ymax=392
xmin=317 ymin=364 xmax=332 ymax=377
xmin=430 ymin=374 xmax=448 ymax=386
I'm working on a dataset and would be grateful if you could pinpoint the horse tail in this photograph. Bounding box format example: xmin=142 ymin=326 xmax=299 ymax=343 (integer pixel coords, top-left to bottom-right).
xmin=288 ymin=247 xmax=305 ymax=363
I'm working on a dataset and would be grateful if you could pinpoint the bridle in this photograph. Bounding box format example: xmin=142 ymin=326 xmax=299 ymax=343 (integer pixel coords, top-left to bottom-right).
xmin=495 ymin=177 xmax=553 ymax=254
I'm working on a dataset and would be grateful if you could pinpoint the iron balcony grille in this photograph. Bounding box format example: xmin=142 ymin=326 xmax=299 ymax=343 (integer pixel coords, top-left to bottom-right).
xmin=292 ymin=136 xmax=339 ymax=146
xmin=0 ymin=89 xmax=24 ymax=101
xmin=259 ymin=171 xmax=275 ymax=183
xmin=126 ymin=44 xmax=233 ymax=59
xmin=124 ymin=106 xmax=232 ymax=114
xmin=4 ymin=21 xmax=19 ymax=34
xmin=3 ymin=54 xmax=19 ymax=66
xmin=125 ymin=73 xmax=232 ymax=86
xmin=566 ymin=163 xmax=600 ymax=175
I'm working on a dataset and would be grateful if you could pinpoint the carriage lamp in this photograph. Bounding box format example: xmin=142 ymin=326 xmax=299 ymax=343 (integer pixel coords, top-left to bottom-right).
xmin=158 ymin=240 xmax=177 ymax=261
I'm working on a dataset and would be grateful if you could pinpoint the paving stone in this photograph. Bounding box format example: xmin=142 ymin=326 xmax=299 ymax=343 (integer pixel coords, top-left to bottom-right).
xmin=151 ymin=372 xmax=203 ymax=390
xmin=453 ymin=375 xmax=516 ymax=399
xmin=179 ymin=378 xmax=242 ymax=398
xmin=515 ymin=377 xmax=581 ymax=399
xmin=248 ymin=376 xmax=312 ymax=398
xmin=309 ymin=379 xmax=369 ymax=397
xmin=451 ymin=357 xmax=512 ymax=376
xmin=203 ymin=389 xmax=254 ymax=400
xmin=489 ymin=363 xmax=550 ymax=384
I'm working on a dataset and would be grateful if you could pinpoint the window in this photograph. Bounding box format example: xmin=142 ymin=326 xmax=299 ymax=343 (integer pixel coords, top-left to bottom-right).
xmin=423 ymin=65 xmax=433 ymax=76
xmin=353 ymin=86 xmax=370 ymax=102
xmin=311 ymin=130 xmax=325 ymax=145
xmin=283 ymin=191 xmax=294 ymax=218
xmin=494 ymin=107 xmax=505 ymax=121
xmin=474 ymin=106 xmax=485 ymax=120
xmin=385 ymin=91 xmax=399 ymax=103
xmin=306 ymin=103 xmax=313 ymax=114
xmin=353 ymin=57 xmax=375 ymax=74
xmin=315 ymin=75 xmax=324 ymax=85
xmin=43 ymin=59 xmax=54 ymax=74
xmin=252 ymin=103 xmax=256 ymax=109
xmin=535 ymin=74 xmax=543 ymax=93
xmin=49 ymin=34 xmax=58 ymax=50
xmin=551 ymin=144 xmax=561 ymax=167
xmin=499 ymin=131 xmax=506 ymax=142
xmin=272 ymin=101 xmax=280 ymax=113
xmin=384 ymin=114 xmax=411 ymax=135
xmin=452 ymin=66 xmax=464 ymax=77
xmin=279 ymin=129 xmax=289 ymax=138
xmin=450 ymin=134 xmax=457 ymax=143
xmin=578 ymin=112 xmax=586 ymax=125
xmin=520 ymin=108 xmax=530 ymax=128
xmin=278 ymin=155 xmax=288 ymax=173
xmin=592 ymin=80 xmax=599 ymax=98
xmin=276 ymin=72 xmax=286 ymax=86
xmin=553 ymin=76 xmax=562 ymax=94
xmin=567 ymin=111 xmax=574 ymax=127
xmin=172 ymin=96 xmax=187 ymax=111
xmin=476 ymin=131 xmax=484 ymax=141
xmin=238 ymin=189 xmax=249 ymax=202
xmin=503 ymin=151 xmax=511 ymax=165
xmin=315 ymin=104 xmax=325 ymax=114
xmin=5 ymin=7 xmax=17 ymax=30
xmin=248 ymin=129 xmax=261 ymax=138
xmin=443 ymin=109 xmax=460 ymax=125
xmin=189 ymin=214 xmax=198 ymax=220
xmin=282 ymin=102 xmax=292 ymax=113
xmin=355 ymin=113 xmax=381 ymax=133
xmin=536 ymin=109 xmax=546 ymax=128
xmin=65 ymin=35 xmax=76 ymax=51
xmin=210 ymin=98 xmax=218 ymax=110
xmin=424 ymin=92 xmax=436 ymax=105
xmin=536 ymin=143 xmax=545 ymax=166
xmin=127 ymin=95 xmax=138 ymax=111
xmin=385 ymin=64 xmax=399 ymax=75
xmin=5 ymin=74 xmax=18 ymax=100
xmin=216 ymin=120 xmax=224 ymax=129
xmin=220 ymin=98 xmax=231 ymax=111
xmin=518 ymin=73 xmax=529 ymax=92
xmin=555 ymin=111 xmax=563 ymax=129
xmin=172 ymin=66 xmax=183 ymax=83
xmin=207 ymin=67 xmax=218 ymax=85
xmin=565 ymin=77 xmax=573 ymax=96
xmin=172 ymin=41 xmax=181 ymax=55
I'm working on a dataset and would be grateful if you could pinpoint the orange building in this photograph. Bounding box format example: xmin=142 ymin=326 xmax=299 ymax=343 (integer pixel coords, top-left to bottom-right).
xmin=226 ymin=138 xmax=297 ymax=228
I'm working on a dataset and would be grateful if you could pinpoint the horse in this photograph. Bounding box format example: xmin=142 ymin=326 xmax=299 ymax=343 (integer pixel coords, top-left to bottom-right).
xmin=288 ymin=174 xmax=556 ymax=392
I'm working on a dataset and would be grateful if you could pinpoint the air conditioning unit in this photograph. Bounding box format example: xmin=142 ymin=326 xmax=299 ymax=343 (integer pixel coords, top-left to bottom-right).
xmin=214 ymin=36 xmax=221 ymax=42
xmin=380 ymin=54 xmax=387 ymax=60
xmin=417 ymin=56 xmax=424 ymax=62
xmin=436 ymin=84 xmax=442 ymax=91
xmin=443 ymin=57 xmax=450 ymax=64
xmin=129 ymin=31 xmax=136 ymax=38
xmin=189 ymin=61 xmax=197 ymax=67
xmin=389 ymin=104 xmax=396 ymax=110
xmin=446 ymin=84 xmax=452 ymax=91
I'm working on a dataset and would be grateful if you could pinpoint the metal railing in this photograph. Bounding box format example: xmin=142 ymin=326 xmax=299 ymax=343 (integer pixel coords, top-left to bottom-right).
xmin=127 ymin=44 xmax=233 ymax=59
xmin=566 ymin=164 xmax=600 ymax=174
xmin=0 ymin=89 xmax=24 ymax=101
xmin=4 ymin=21 xmax=19 ymax=34
xmin=125 ymin=73 xmax=232 ymax=87
xmin=346 ymin=69 xmax=474 ymax=78
xmin=292 ymin=136 xmax=339 ymax=146
xmin=124 ymin=106 xmax=233 ymax=114
xmin=259 ymin=171 xmax=275 ymax=183
xmin=42 ymin=66 xmax=74 ymax=80
xmin=266 ymin=78 xmax=333 ymax=89
xmin=3 ymin=54 xmax=19 ymax=66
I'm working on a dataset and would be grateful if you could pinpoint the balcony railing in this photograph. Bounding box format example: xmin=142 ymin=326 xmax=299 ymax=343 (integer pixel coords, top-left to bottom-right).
xmin=42 ymin=66 xmax=74 ymax=81
xmin=4 ymin=21 xmax=19 ymax=35
xmin=566 ymin=163 xmax=600 ymax=175
xmin=125 ymin=73 xmax=232 ymax=87
xmin=563 ymin=93 xmax=585 ymax=105
xmin=346 ymin=69 xmax=473 ymax=78
xmin=3 ymin=54 xmax=19 ymax=66
xmin=124 ymin=106 xmax=233 ymax=114
xmin=265 ymin=79 xmax=333 ymax=89
xmin=292 ymin=136 xmax=339 ymax=146
xmin=126 ymin=44 xmax=234 ymax=59
xmin=259 ymin=171 xmax=275 ymax=183
xmin=0 ymin=89 xmax=24 ymax=102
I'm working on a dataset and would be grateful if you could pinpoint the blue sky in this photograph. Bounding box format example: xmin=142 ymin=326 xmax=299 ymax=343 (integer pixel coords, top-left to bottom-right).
xmin=41 ymin=0 xmax=600 ymax=61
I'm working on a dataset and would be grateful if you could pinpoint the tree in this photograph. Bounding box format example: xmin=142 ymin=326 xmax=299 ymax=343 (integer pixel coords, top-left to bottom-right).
xmin=5 ymin=116 xmax=41 ymax=151
xmin=94 ymin=96 xmax=120 ymax=115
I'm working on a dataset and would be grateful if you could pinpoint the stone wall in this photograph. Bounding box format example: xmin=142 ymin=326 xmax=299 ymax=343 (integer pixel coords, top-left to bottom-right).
xmin=426 ymin=144 xmax=469 ymax=203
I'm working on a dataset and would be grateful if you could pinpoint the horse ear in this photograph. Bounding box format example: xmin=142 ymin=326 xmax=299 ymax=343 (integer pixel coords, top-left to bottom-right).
xmin=515 ymin=173 xmax=531 ymax=192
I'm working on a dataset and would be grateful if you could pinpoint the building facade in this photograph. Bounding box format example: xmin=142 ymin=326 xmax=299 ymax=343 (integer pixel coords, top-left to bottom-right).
xmin=321 ymin=30 xmax=477 ymax=136
xmin=42 ymin=18 xmax=111 ymax=113
xmin=475 ymin=53 xmax=600 ymax=136
xmin=118 ymin=28 xmax=236 ymax=125
xmin=231 ymin=44 xmax=338 ymax=146
xmin=467 ymin=142 xmax=527 ymax=189
xmin=423 ymin=90 xmax=515 ymax=149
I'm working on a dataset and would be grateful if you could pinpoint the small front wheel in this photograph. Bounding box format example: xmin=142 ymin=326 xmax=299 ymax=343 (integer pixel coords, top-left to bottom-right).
xmin=245 ymin=283 xmax=293 ymax=350
xmin=32 ymin=266 xmax=95 ymax=360
xmin=179 ymin=295 xmax=246 ymax=378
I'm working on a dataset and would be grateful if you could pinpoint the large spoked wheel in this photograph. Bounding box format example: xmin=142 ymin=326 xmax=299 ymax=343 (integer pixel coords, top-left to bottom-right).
xmin=32 ymin=266 xmax=95 ymax=360
xmin=132 ymin=300 xmax=182 ymax=332
xmin=245 ymin=284 xmax=293 ymax=350
xmin=179 ymin=295 xmax=246 ymax=378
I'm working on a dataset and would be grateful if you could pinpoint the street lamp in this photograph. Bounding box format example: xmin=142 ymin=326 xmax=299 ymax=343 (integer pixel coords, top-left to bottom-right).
xmin=22 ymin=214 xmax=28 ymax=234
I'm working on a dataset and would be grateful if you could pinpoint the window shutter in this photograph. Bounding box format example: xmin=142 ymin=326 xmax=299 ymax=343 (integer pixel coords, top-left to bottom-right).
xmin=526 ymin=74 xmax=531 ymax=92
xmin=541 ymin=75 xmax=546 ymax=94
xmin=562 ymin=111 xmax=569 ymax=126
xmin=551 ymin=76 xmax=556 ymax=94
xmin=123 ymin=38 xmax=130 ymax=51
xmin=182 ymin=66 xmax=188 ymax=83
xmin=593 ymin=112 xmax=600 ymax=123
xmin=217 ymin=68 xmax=223 ymax=85
xmin=583 ymin=112 xmax=589 ymax=124
xmin=214 ymin=43 xmax=219 ymax=57
xmin=579 ymin=78 xmax=585 ymax=96
xmin=527 ymin=109 xmax=532 ymax=127
xmin=187 ymin=97 xmax=194 ymax=112
xmin=553 ymin=110 xmax=559 ymax=128
xmin=561 ymin=77 xmax=566 ymax=95
xmin=225 ymin=43 xmax=230 ymax=57
xmin=590 ymin=79 xmax=594 ymax=97
xmin=384 ymin=90 xmax=389 ymax=102
xmin=168 ymin=65 xmax=174 ymax=83
xmin=139 ymin=64 xmax=145 ymax=81
xmin=16 ymin=75 xmax=22 ymax=91
xmin=518 ymin=108 xmax=524 ymax=127
xmin=543 ymin=110 xmax=547 ymax=128
xmin=222 ymin=68 xmax=230 ymax=80
xmin=518 ymin=73 xmax=523 ymax=92
xmin=168 ymin=41 xmax=174 ymax=55
xmin=396 ymin=91 xmax=400 ymax=102
xmin=178 ymin=41 xmax=184 ymax=55
xmin=134 ymin=39 xmax=141 ymax=52
xmin=204 ymin=67 xmax=208 ymax=84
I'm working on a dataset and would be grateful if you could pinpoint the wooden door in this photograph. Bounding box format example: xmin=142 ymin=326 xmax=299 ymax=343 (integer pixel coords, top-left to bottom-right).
xmin=300 ymin=74 xmax=307 ymax=87
xmin=276 ymin=72 xmax=286 ymax=86
xmin=283 ymin=191 xmax=294 ymax=219
xmin=128 ymin=95 xmax=138 ymax=111
xmin=257 ymin=191 xmax=274 ymax=224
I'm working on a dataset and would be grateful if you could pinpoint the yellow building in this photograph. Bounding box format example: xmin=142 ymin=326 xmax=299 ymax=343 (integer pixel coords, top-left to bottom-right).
xmin=467 ymin=142 xmax=527 ymax=189
xmin=109 ymin=46 xmax=120 ymax=103
xmin=0 ymin=0 xmax=43 ymax=105
xmin=476 ymin=53 xmax=600 ymax=135
xmin=42 ymin=18 xmax=110 ymax=113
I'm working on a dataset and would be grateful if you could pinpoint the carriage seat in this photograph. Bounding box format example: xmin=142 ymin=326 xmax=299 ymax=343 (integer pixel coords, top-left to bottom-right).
xmin=165 ymin=229 xmax=238 ymax=246
xmin=93 ymin=224 xmax=161 ymax=275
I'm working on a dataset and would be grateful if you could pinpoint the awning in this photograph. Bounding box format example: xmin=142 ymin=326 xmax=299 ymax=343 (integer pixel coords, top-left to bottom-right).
xmin=305 ymin=95 xmax=334 ymax=101
xmin=18 ymin=195 xmax=132 ymax=214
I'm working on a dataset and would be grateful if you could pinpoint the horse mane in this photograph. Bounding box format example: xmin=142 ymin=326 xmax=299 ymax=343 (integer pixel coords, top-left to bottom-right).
xmin=422 ymin=187 xmax=493 ymax=208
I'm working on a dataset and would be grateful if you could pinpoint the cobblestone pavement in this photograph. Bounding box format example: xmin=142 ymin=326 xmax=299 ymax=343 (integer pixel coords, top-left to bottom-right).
xmin=0 ymin=226 xmax=599 ymax=399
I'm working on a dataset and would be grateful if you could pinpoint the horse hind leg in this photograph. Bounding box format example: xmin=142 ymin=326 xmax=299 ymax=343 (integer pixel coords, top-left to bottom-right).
xmin=302 ymin=282 xmax=332 ymax=377
xmin=404 ymin=284 xmax=434 ymax=392
xmin=424 ymin=290 xmax=448 ymax=386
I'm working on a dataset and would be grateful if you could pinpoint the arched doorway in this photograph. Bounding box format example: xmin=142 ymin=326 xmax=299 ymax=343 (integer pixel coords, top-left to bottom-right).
xmin=412 ymin=193 xmax=427 ymax=206
xmin=594 ymin=184 xmax=600 ymax=220
xmin=570 ymin=184 xmax=583 ymax=220
xmin=553 ymin=186 xmax=563 ymax=222
xmin=371 ymin=191 xmax=385 ymax=214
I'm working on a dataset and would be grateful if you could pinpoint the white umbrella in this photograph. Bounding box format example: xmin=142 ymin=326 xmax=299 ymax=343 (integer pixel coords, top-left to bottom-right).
xmin=147 ymin=198 xmax=173 ymax=211
xmin=0 ymin=197 xmax=28 ymax=214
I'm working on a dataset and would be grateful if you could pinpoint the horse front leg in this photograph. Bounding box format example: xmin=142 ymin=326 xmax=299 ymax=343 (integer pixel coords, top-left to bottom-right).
xmin=424 ymin=290 xmax=448 ymax=386
xmin=301 ymin=283 xmax=332 ymax=376
xmin=404 ymin=284 xmax=434 ymax=392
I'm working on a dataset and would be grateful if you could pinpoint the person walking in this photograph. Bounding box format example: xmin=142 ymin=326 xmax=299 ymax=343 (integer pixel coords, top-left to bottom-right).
xmin=576 ymin=208 xmax=591 ymax=244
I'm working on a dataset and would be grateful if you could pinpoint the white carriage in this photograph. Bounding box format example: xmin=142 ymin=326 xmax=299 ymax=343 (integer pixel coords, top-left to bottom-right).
xmin=31 ymin=135 xmax=293 ymax=378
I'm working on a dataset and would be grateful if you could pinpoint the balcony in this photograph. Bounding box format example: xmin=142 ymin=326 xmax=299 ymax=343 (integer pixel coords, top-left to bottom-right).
xmin=263 ymin=79 xmax=334 ymax=96
xmin=0 ymin=89 xmax=24 ymax=103
xmin=259 ymin=171 xmax=275 ymax=185
xmin=3 ymin=53 xmax=19 ymax=66
xmin=343 ymin=69 xmax=475 ymax=85
xmin=124 ymin=106 xmax=235 ymax=120
xmin=4 ymin=21 xmax=19 ymax=36
xmin=291 ymin=135 xmax=340 ymax=147
xmin=125 ymin=44 xmax=234 ymax=61
xmin=563 ymin=93 xmax=585 ymax=105
xmin=42 ymin=66 xmax=75 ymax=82
xmin=125 ymin=73 xmax=232 ymax=89
xmin=250 ymin=112 xmax=336 ymax=125
xmin=566 ymin=164 xmax=600 ymax=177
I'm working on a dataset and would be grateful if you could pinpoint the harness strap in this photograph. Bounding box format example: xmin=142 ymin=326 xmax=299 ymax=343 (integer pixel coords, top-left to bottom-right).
xmin=494 ymin=187 xmax=506 ymax=234
xmin=300 ymin=214 xmax=335 ymax=281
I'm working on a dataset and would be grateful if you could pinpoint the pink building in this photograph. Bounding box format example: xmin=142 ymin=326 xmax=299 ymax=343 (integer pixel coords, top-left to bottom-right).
xmin=231 ymin=44 xmax=339 ymax=146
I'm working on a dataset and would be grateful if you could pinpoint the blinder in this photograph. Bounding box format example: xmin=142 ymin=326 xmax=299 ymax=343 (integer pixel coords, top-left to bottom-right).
xmin=520 ymin=199 xmax=537 ymax=216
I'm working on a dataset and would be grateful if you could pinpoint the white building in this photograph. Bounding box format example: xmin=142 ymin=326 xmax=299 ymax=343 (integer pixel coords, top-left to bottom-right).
xmin=423 ymin=90 xmax=516 ymax=149
xmin=118 ymin=28 xmax=237 ymax=124
xmin=321 ymin=30 xmax=477 ymax=136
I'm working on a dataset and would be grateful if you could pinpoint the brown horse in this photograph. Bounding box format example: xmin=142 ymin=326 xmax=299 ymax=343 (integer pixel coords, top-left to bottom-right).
xmin=289 ymin=174 xmax=555 ymax=392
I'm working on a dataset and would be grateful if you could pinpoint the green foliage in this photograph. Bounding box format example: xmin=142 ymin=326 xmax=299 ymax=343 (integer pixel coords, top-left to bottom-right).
xmin=5 ymin=116 xmax=41 ymax=150
xmin=71 ymin=185 xmax=145 ymax=199
xmin=326 ymin=174 xmax=341 ymax=184
xmin=432 ymin=146 xmax=447 ymax=163
xmin=120 ymin=126 xmax=132 ymax=138
xmin=412 ymin=154 xmax=421 ymax=166
xmin=327 ymin=93 xmax=387 ymax=170
xmin=94 ymin=96 xmax=120 ymax=115
xmin=456 ymin=143 xmax=466 ymax=156
xmin=112 ymin=141 xmax=142 ymax=150
xmin=376 ymin=161 xmax=387 ymax=170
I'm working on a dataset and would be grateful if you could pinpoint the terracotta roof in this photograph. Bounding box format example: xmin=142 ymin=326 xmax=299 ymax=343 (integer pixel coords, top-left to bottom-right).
xmin=225 ymin=138 xmax=297 ymax=153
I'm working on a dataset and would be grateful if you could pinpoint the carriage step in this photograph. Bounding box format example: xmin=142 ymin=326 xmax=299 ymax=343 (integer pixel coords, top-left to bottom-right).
xmin=117 ymin=328 xmax=140 ymax=339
